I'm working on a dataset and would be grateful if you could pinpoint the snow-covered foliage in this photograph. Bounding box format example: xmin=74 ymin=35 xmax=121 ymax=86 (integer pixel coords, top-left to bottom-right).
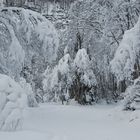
xmin=43 ymin=48 xmax=97 ymax=104
xmin=57 ymin=0 xmax=140 ymax=102
xmin=19 ymin=78 xmax=38 ymax=107
xmin=43 ymin=53 xmax=72 ymax=102
xmin=123 ymin=77 xmax=140 ymax=111
xmin=0 ymin=74 xmax=27 ymax=131
xmin=73 ymin=48 xmax=96 ymax=87
xmin=111 ymin=17 xmax=140 ymax=81
xmin=0 ymin=7 xmax=59 ymax=79
xmin=0 ymin=7 xmax=59 ymax=102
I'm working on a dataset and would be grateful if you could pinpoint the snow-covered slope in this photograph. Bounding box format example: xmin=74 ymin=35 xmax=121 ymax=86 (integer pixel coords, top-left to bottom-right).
xmin=111 ymin=17 xmax=140 ymax=81
xmin=0 ymin=7 xmax=59 ymax=79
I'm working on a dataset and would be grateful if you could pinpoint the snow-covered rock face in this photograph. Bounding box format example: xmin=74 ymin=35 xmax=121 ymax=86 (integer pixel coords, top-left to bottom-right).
xmin=111 ymin=17 xmax=140 ymax=81
xmin=0 ymin=74 xmax=27 ymax=131
xmin=0 ymin=7 xmax=59 ymax=79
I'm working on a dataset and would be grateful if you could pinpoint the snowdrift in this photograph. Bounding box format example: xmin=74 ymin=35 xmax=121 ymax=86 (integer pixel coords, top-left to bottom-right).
xmin=0 ymin=7 xmax=59 ymax=79
xmin=0 ymin=74 xmax=27 ymax=131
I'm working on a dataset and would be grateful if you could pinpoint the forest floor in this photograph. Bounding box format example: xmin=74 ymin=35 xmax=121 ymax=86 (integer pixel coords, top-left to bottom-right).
xmin=0 ymin=103 xmax=140 ymax=140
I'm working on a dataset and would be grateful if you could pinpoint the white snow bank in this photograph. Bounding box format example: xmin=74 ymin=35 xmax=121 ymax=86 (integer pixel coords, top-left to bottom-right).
xmin=0 ymin=74 xmax=27 ymax=131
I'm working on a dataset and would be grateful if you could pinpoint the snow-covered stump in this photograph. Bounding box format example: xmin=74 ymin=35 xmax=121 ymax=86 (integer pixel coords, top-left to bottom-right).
xmin=0 ymin=74 xmax=27 ymax=131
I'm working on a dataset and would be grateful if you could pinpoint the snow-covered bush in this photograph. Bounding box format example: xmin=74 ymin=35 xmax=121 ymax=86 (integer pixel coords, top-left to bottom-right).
xmin=0 ymin=74 xmax=27 ymax=131
xmin=123 ymin=77 xmax=140 ymax=111
xmin=19 ymin=78 xmax=38 ymax=107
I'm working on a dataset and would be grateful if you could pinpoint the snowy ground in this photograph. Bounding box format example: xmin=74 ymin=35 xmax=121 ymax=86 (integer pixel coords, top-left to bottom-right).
xmin=0 ymin=103 xmax=140 ymax=140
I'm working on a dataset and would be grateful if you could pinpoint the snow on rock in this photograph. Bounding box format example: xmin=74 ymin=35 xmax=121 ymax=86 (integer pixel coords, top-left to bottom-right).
xmin=0 ymin=74 xmax=27 ymax=131
xmin=0 ymin=7 xmax=59 ymax=78
xmin=111 ymin=17 xmax=140 ymax=81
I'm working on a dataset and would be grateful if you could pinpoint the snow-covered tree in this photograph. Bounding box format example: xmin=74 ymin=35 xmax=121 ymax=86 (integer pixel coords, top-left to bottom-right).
xmin=71 ymin=48 xmax=97 ymax=104
xmin=0 ymin=7 xmax=59 ymax=102
xmin=63 ymin=0 xmax=103 ymax=58
xmin=43 ymin=53 xmax=72 ymax=103
xmin=0 ymin=74 xmax=27 ymax=131
xmin=111 ymin=17 xmax=140 ymax=82
xmin=111 ymin=16 xmax=140 ymax=108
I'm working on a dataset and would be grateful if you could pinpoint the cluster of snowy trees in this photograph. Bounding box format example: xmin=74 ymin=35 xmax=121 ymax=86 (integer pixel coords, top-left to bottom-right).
xmin=0 ymin=7 xmax=59 ymax=102
xmin=0 ymin=6 xmax=59 ymax=131
xmin=0 ymin=0 xmax=140 ymax=106
xmin=48 ymin=0 xmax=140 ymax=104
xmin=0 ymin=0 xmax=140 ymax=132
xmin=1 ymin=0 xmax=140 ymax=132
xmin=43 ymin=48 xmax=96 ymax=104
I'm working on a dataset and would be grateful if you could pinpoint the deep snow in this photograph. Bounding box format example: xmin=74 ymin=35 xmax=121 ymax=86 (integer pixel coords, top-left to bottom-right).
xmin=0 ymin=103 xmax=140 ymax=140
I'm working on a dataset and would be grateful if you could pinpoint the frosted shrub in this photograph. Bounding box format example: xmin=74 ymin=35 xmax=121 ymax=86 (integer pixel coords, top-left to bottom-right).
xmin=0 ymin=74 xmax=27 ymax=131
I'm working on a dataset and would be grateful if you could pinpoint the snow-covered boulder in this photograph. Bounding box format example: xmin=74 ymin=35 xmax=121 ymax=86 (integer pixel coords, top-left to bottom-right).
xmin=0 ymin=74 xmax=27 ymax=131
xmin=111 ymin=17 xmax=140 ymax=81
xmin=0 ymin=7 xmax=59 ymax=79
